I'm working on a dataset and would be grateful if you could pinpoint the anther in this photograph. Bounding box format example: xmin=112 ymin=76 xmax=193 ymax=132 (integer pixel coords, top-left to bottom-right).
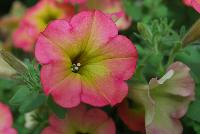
xmin=77 ymin=63 xmax=81 ymax=67
xmin=71 ymin=63 xmax=81 ymax=73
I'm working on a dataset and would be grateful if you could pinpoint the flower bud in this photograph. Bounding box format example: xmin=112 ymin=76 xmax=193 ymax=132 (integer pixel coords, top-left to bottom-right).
xmin=182 ymin=19 xmax=200 ymax=46
xmin=0 ymin=50 xmax=27 ymax=74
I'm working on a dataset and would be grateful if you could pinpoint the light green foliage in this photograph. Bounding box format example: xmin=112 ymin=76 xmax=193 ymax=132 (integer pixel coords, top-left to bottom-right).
xmin=134 ymin=19 xmax=185 ymax=81
xmin=122 ymin=0 xmax=168 ymax=22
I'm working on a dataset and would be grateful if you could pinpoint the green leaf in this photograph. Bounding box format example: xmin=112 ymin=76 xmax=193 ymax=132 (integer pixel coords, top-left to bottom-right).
xmin=122 ymin=0 xmax=143 ymax=20
xmin=19 ymin=93 xmax=47 ymax=113
xmin=47 ymin=97 xmax=67 ymax=119
xmin=187 ymin=100 xmax=200 ymax=123
xmin=176 ymin=45 xmax=200 ymax=83
xmin=155 ymin=5 xmax=168 ymax=17
xmin=9 ymin=86 xmax=30 ymax=105
xmin=186 ymin=84 xmax=200 ymax=123
xmin=0 ymin=78 xmax=17 ymax=90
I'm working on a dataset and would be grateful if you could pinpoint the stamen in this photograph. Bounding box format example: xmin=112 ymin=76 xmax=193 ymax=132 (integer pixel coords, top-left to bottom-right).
xmin=74 ymin=66 xmax=79 ymax=70
xmin=71 ymin=63 xmax=81 ymax=73
xmin=77 ymin=63 xmax=81 ymax=67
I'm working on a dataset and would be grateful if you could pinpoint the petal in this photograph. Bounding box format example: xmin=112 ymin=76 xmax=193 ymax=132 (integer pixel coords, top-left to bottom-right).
xmin=0 ymin=128 xmax=17 ymax=134
xmin=41 ymin=127 xmax=60 ymax=134
xmin=48 ymin=115 xmax=66 ymax=131
xmin=80 ymin=36 xmax=137 ymax=80
xmin=35 ymin=34 xmax=67 ymax=64
xmin=80 ymin=64 xmax=128 ymax=106
xmin=42 ymin=114 xmax=75 ymax=134
xmin=42 ymin=19 xmax=74 ymax=47
xmin=13 ymin=23 xmax=38 ymax=52
xmin=118 ymin=101 xmax=145 ymax=133
xmin=191 ymin=0 xmax=200 ymax=13
xmin=183 ymin=0 xmax=192 ymax=5
xmin=99 ymin=35 xmax=137 ymax=80
xmin=95 ymin=119 xmax=116 ymax=134
xmin=40 ymin=61 xmax=71 ymax=95
xmin=68 ymin=104 xmax=87 ymax=127
xmin=70 ymin=10 xmax=118 ymax=52
xmin=0 ymin=103 xmax=13 ymax=129
xmin=68 ymin=105 xmax=116 ymax=133
xmin=41 ymin=19 xmax=82 ymax=60
xmin=50 ymin=73 xmax=82 ymax=108
xmin=81 ymin=108 xmax=109 ymax=130
xmin=128 ymin=84 xmax=155 ymax=126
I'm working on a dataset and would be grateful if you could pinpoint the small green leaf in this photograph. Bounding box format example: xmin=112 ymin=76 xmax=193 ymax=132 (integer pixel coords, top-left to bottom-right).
xmin=137 ymin=22 xmax=153 ymax=41
xmin=122 ymin=0 xmax=143 ymax=20
xmin=9 ymin=86 xmax=30 ymax=105
xmin=0 ymin=78 xmax=17 ymax=90
xmin=19 ymin=93 xmax=47 ymax=113
xmin=187 ymin=99 xmax=200 ymax=123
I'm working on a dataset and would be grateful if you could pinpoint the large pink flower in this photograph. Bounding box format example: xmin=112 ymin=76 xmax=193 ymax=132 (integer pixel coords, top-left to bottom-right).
xmin=183 ymin=0 xmax=200 ymax=13
xmin=0 ymin=102 xmax=17 ymax=134
xmin=35 ymin=10 xmax=137 ymax=108
xmin=13 ymin=0 xmax=75 ymax=52
xmin=41 ymin=105 xmax=116 ymax=134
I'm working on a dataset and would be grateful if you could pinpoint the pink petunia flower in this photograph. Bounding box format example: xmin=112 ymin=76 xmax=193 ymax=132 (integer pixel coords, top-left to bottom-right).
xmin=13 ymin=0 xmax=75 ymax=52
xmin=0 ymin=102 xmax=17 ymax=134
xmin=35 ymin=10 xmax=137 ymax=108
xmin=41 ymin=105 xmax=116 ymax=134
xmin=183 ymin=0 xmax=200 ymax=13
xmin=13 ymin=22 xmax=38 ymax=52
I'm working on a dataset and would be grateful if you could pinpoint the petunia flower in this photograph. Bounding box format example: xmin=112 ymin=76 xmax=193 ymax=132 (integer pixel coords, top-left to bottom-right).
xmin=77 ymin=0 xmax=131 ymax=30
xmin=35 ymin=10 xmax=137 ymax=108
xmin=0 ymin=1 xmax=26 ymax=48
xmin=13 ymin=22 xmax=38 ymax=52
xmin=0 ymin=102 xmax=17 ymax=134
xmin=183 ymin=0 xmax=200 ymax=13
xmin=41 ymin=105 xmax=116 ymax=134
xmin=13 ymin=0 xmax=75 ymax=52
xmin=118 ymin=62 xmax=195 ymax=134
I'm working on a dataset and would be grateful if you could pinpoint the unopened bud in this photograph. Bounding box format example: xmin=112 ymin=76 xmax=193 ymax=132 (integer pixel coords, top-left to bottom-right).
xmin=182 ymin=19 xmax=200 ymax=46
xmin=0 ymin=50 xmax=27 ymax=74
